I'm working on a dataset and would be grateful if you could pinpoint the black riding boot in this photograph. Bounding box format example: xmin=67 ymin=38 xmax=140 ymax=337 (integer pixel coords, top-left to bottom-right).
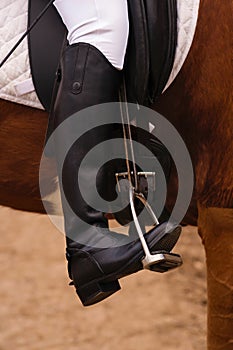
xmin=52 ymin=43 xmax=181 ymax=306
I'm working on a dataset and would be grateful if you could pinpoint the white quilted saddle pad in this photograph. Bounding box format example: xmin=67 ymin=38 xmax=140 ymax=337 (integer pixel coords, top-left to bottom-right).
xmin=0 ymin=0 xmax=200 ymax=110
xmin=164 ymin=0 xmax=200 ymax=91
xmin=0 ymin=0 xmax=43 ymax=109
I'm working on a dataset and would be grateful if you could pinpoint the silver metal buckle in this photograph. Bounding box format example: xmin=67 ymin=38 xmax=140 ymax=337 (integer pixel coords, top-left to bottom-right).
xmin=115 ymin=171 xmax=156 ymax=192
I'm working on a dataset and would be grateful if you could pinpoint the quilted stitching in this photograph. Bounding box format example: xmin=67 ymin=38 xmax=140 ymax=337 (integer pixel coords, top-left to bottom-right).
xmin=0 ymin=0 xmax=43 ymax=109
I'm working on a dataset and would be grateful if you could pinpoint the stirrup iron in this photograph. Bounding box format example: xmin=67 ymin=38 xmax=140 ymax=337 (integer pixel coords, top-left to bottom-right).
xmin=129 ymin=187 xmax=182 ymax=273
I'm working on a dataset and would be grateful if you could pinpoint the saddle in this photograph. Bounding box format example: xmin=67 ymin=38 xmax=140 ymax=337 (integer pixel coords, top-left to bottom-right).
xmin=28 ymin=0 xmax=177 ymax=111
xmin=28 ymin=0 xmax=67 ymax=112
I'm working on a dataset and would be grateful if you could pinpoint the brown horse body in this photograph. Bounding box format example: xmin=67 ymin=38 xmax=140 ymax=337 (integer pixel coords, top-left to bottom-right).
xmin=154 ymin=2 xmax=233 ymax=348
xmin=0 ymin=0 xmax=232 ymax=348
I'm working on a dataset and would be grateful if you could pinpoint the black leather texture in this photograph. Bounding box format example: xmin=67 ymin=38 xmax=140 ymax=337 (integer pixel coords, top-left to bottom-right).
xmin=125 ymin=0 xmax=177 ymax=105
xmin=28 ymin=0 xmax=67 ymax=111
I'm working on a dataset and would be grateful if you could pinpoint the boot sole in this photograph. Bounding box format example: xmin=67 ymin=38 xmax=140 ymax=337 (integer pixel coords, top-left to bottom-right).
xmin=76 ymin=225 xmax=181 ymax=306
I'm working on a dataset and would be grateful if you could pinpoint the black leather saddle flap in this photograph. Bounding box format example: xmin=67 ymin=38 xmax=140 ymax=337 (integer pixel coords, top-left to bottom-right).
xmin=125 ymin=0 xmax=177 ymax=105
xmin=28 ymin=0 xmax=67 ymax=112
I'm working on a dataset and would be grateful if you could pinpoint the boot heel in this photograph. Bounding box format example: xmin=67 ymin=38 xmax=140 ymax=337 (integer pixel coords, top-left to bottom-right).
xmin=76 ymin=280 xmax=121 ymax=306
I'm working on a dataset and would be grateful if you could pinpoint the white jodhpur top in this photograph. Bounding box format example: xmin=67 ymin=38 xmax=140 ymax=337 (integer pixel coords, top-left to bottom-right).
xmin=53 ymin=0 xmax=129 ymax=70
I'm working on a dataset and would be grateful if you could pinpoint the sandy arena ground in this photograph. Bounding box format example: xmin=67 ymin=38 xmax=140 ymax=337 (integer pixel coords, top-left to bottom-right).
xmin=0 ymin=206 xmax=207 ymax=350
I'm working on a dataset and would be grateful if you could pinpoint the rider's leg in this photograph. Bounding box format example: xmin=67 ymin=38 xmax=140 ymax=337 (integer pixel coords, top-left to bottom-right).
xmin=52 ymin=0 xmax=181 ymax=306
xmin=53 ymin=0 xmax=129 ymax=69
